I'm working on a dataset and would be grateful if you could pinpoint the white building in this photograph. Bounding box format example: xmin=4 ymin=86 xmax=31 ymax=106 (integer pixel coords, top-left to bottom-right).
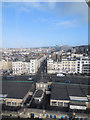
xmin=30 ymin=59 xmax=38 ymax=74
xmin=76 ymin=57 xmax=90 ymax=74
xmin=12 ymin=55 xmax=46 ymax=75
xmin=47 ymin=56 xmax=90 ymax=74
xmin=47 ymin=58 xmax=77 ymax=74
xmin=12 ymin=61 xmax=30 ymax=75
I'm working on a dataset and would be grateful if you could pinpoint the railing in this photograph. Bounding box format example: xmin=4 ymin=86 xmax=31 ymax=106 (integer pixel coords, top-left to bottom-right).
xmin=23 ymin=91 xmax=33 ymax=103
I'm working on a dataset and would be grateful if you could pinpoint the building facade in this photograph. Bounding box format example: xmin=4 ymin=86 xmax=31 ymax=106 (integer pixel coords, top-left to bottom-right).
xmin=12 ymin=55 xmax=46 ymax=75
xmin=47 ymin=58 xmax=77 ymax=74
xmin=76 ymin=57 xmax=90 ymax=74
xmin=0 ymin=59 xmax=12 ymax=70
xmin=12 ymin=61 xmax=30 ymax=75
xmin=47 ymin=56 xmax=90 ymax=74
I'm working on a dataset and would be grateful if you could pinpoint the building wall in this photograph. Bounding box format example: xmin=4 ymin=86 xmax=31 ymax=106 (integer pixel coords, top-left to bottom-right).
xmin=76 ymin=57 xmax=90 ymax=74
xmin=47 ymin=59 xmax=76 ymax=74
xmin=12 ymin=55 xmax=46 ymax=75
xmin=50 ymin=99 xmax=89 ymax=110
xmin=50 ymin=99 xmax=69 ymax=107
xmin=0 ymin=59 xmax=12 ymax=70
xmin=30 ymin=59 xmax=38 ymax=74
xmin=47 ymin=57 xmax=90 ymax=74
xmin=4 ymin=98 xmax=22 ymax=107
xmin=36 ymin=82 xmax=49 ymax=90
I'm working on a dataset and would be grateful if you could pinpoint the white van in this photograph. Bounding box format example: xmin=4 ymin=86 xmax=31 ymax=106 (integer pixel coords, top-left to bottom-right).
xmin=28 ymin=77 xmax=32 ymax=80
xmin=57 ymin=73 xmax=65 ymax=77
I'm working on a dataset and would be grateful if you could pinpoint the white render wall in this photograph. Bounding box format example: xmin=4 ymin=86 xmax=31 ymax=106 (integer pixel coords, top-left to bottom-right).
xmin=12 ymin=61 xmax=30 ymax=75
xmin=76 ymin=57 xmax=90 ymax=74
xmin=47 ymin=59 xmax=77 ymax=74
xmin=47 ymin=57 xmax=90 ymax=74
xmin=12 ymin=55 xmax=46 ymax=75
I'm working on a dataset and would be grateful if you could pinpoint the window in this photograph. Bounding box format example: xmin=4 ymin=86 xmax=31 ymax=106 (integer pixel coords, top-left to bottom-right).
xmin=0 ymin=99 xmax=3 ymax=103
xmin=7 ymin=101 xmax=11 ymax=106
xmin=64 ymin=102 xmax=68 ymax=107
xmin=12 ymin=101 xmax=16 ymax=106
xmin=52 ymin=101 xmax=57 ymax=106
xmin=58 ymin=102 xmax=63 ymax=106
xmin=18 ymin=103 xmax=22 ymax=106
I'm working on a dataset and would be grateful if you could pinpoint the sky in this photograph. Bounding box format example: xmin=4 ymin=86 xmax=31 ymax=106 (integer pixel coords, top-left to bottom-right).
xmin=2 ymin=2 xmax=88 ymax=48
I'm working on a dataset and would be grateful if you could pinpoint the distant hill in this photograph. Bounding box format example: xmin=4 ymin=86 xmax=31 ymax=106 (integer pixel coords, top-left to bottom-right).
xmin=73 ymin=45 xmax=89 ymax=54
xmin=55 ymin=45 xmax=72 ymax=51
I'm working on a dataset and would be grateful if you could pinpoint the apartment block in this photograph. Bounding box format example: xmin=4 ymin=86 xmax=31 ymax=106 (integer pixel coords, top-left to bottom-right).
xmin=47 ymin=56 xmax=90 ymax=74
xmin=76 ymin=57 xmax=90 ymax=74
xmin=50 ymin=83 xmax=89 ymax=111
xmin=12 ymin=55 xmax=46 ymax=75
xmin=47 ymin=58 xmax=76 ymax=74
xmin=0 ymin=59 xmax=12 ymax=70
xmin=12 ymin=61 xmax=30 ymax=75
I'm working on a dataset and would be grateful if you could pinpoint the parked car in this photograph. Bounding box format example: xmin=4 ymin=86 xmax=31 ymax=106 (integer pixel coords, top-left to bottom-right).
xmin=57 ymin=73 xmax=65 ymax=77
xmin=27 ymin=77 xmax=32 ymax=80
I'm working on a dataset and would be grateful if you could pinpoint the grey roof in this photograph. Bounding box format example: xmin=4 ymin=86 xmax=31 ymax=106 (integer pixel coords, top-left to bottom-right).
xmin=79 ymin=86 xmax=88 ymax=96
xmin=50 ymin=84 xmax=88 ymax=101
xmin=51 ymin=84 xmax=69 ymax=100
xmin=34 ymin=90 xmax=43 ymax=98
xmin=2 ymin=81 xmax=33 ymax=99
xmin=67 ymin=85 xmax=86 ymax=97
xmin=70 ymin=101 xmax=86 ymax=106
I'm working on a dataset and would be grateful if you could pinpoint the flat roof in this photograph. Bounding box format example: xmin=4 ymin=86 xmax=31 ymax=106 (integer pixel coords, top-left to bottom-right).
xmin=67 ymin=85 xmax=86 ymax=97
xmin=2 ymin=80 xmax=34 ymax=99
xmin=70 ymin=101 xmax=86 ymax=106
xmin=79 ymin=86 xmax=88 ymax=96
xmin=50 ymin=83 xmax=88 ymax=101
xmin=34 ymin=90 xmax=43 ymax=98
xmin=51 ymin=84 xmax=69 ymax=100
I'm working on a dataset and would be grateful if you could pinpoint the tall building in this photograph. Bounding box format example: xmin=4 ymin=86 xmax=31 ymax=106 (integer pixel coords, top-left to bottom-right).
xmin=12 ymin=61 xmax=30 ymax=75
xmin=47 ymin=58 xmax=76 ymax=74
xmin=47 ymin=56 xmax=90 ymax=74
xmin=76 ymin=57 xmax=90 ymax=74
xmin=12 ymin=55 xmax=46 ymax=75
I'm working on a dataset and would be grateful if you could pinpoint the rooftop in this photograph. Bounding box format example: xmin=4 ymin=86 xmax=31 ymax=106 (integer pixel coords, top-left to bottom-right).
xmin=67 ymin=85 xmax=86 ymax=97
xmin=2 ymin=80 xmax=33 ymax=99
xmin=51 ymin=84 xmax=69 ymax=100
xmin=34 ymin=90 xmax=43 ymax=98
xmin=51 ymin=83 xmax=89 ymax=101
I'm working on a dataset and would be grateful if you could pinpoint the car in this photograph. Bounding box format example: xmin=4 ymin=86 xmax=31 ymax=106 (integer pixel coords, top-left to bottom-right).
xmin=65 ymin=80 xmax=71 ymax=83
xmin=57 ymin=73 xmax=65 ymax=77
xmin=28 ymin=77 xmax=32 ymax=80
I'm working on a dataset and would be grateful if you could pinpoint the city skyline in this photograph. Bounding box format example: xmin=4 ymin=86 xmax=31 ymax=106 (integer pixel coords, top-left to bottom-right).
xmin=2 ymin=2 xmax=88 ymax=48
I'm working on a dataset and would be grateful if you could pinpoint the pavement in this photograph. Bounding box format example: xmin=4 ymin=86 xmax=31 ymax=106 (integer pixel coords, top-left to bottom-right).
xmin=1 ymin=108 xmax=89 ymax=119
